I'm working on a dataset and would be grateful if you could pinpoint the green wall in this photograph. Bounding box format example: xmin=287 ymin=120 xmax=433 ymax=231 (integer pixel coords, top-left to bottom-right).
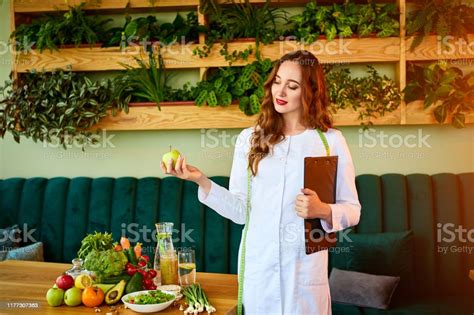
xmin=1 ymin=2 xmax=472 ymax=178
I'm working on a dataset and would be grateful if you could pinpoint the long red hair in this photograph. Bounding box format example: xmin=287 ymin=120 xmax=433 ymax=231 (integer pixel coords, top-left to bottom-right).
xmin=248 ymin=50 xmax=333 ymax=176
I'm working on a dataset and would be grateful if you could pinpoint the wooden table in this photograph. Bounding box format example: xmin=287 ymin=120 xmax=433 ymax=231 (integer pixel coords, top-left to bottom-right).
xmin=0 ymin=260 xmax=238 ymax=315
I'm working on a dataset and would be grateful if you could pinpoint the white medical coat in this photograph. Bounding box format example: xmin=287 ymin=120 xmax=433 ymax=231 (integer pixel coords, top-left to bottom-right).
xmin=198 ymin=127 xmax=361 ymax=315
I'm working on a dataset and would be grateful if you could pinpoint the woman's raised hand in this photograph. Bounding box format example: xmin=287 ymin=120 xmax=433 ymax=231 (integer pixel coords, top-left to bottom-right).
xmin=160 ymin=155 xmax=204 ymax=183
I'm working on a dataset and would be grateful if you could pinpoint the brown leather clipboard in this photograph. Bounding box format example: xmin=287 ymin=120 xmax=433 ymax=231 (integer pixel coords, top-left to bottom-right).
xmin=304 ymin=156 xmax=338 ymax=254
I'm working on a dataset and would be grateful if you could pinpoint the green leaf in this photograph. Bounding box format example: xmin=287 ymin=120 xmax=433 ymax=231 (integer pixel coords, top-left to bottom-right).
xmin=452 ymin=113 xmax=465 ymax=128
xmin=433 ymin=105 xmax=446 ymax=123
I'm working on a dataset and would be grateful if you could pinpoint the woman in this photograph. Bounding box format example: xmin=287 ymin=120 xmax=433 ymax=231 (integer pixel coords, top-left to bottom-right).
xmin=161 ymin=50 xmax=361 ymax=314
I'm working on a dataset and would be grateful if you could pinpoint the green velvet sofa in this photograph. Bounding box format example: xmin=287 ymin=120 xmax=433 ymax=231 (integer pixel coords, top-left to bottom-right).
xmin=1 ymin=173 xmax=473 ymax=314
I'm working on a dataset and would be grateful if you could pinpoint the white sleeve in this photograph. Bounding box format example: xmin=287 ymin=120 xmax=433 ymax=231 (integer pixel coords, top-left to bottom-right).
xmin=321 ymin=130 xmax=361 ymax=233
xmin=197 ymin=129 xmax=251 ymax=225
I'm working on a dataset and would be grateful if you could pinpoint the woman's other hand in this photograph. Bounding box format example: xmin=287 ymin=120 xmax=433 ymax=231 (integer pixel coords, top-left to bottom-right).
xmin=295 ymin=188 xmax=333 ymax=225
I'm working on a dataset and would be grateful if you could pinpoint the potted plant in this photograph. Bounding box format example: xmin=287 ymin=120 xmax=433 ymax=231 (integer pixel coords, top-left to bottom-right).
xmin=11 ymin=3 xmax=111 ymax=53
xmin=193 ymin=58 xmax=274 ymax=115
xmin=195 ymin=0 xmax=288 ymax=63
xmin=113 ymin=49 xmax=199 ymax=111
xmin=406 ymin=0 xmax=474 ymax=51
xmin=403 ymin=61 xmax=474 ymax=128
xmin=289 ymin=1 xmax=399 ymax=44
xmin=102 ymin=11 xmax=206 ymax=48
xmin=325 ymin=65 xmax=402 ymax=126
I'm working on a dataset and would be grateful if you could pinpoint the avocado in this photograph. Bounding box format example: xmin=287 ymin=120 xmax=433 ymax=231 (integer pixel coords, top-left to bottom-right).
xmin=93 ymin=283 xmax=115 ymax=294
xmin=125 ymin=272 xmax=143 ymax=294
xmin=105 ymin=280 xmax=126 ymax=305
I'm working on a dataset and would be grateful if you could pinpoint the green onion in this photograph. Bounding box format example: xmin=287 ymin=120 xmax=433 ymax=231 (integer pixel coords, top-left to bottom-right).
xmin=182 ymin=284 xmax=216 ymax=314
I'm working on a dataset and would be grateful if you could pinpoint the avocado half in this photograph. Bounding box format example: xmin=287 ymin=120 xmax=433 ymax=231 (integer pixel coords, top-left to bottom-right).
xmin=105 ymin=280 xmax=126 ymax=305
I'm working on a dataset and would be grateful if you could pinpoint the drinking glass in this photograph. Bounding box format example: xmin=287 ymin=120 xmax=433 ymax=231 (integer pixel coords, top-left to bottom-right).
xmin=178 ymin=248 xmax=196 ymax=287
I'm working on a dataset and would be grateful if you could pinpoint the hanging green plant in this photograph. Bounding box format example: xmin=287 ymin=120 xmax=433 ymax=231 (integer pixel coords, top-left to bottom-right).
xmin=289 ymin=1 xmax=399 ymax=43
xmin=403 ymin=61 xmax=474 ymax=128
xmin=11 ymin=3 xmax=111 ymax=52
xmin=0 ymin=68 xmax=118 ymax=148
xmin=406 ymin=0 xmax=474 ymax=51
xmin=325 ymin=65 xmax=402 ymax=126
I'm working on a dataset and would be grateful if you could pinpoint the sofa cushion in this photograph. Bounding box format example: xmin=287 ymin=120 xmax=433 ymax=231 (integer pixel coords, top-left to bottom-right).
xmin=329 ymin=268 xmax=400 ymax=310
xmin=332 ymin=230 xmax=414 ymax=305
xmin=3 ymin=242 xmax=44 ymax=262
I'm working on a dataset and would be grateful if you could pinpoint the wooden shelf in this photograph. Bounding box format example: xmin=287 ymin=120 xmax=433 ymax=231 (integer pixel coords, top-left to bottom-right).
xmin=91 ymin=103 xmax=402 ymax=131
xmin=13 ymin=0 xmax=361 ymax=13
xmin=11 ymin=0 xmax=323 ymax=13
xmin=16 ymin=38 xmax=401 ymax=73
xmin=406 ymin=35 xmax=474 ymax=61
xmin=13 ymin=0 xmax=198 ymax=13
xmin=93 ymin=104 xmax=256 ymax=131
xmin=405 ymin=101 xmax=474 ymax=125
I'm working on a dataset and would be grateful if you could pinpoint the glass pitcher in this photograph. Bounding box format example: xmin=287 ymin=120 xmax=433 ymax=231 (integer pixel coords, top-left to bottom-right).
xmin=154 ymin=222 xmax=178 ymax=285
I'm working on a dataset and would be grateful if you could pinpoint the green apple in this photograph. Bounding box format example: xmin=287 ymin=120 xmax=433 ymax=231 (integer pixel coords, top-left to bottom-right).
xmin=162 ymin=147 xmax=181 ymax=168
xmin=46 ymin=287 xmax=64 ymax=307
xmin=64 ymin=287 xmax=82 ymax=306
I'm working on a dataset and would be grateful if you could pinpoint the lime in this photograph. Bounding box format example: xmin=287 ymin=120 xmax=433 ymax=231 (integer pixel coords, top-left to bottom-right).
xmin=178 ymin=263 xmax=196 ymax=276
xmin=179 ymin=263 xmax=196 ymax=270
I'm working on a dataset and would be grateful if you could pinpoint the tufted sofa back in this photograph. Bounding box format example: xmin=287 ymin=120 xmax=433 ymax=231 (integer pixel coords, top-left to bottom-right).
xmin=1 ymin=173 xmax=473 ymax=298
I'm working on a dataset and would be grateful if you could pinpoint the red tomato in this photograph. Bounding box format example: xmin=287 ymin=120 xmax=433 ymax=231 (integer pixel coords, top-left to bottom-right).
xmin=143 ymin=278 xmax=153 ymax=288
xmin=148 ymin=269 xmax=157 ymax=279
xmin=137 ymin=260 xmax=147 ymax=268
xmin=149 ymin=284 xmax=157 ymax=290
xmin=126 ymin=266 xmax=137 ymax=276
xmin=138 ymin=269 xmax=147 ymax=278
xmin=140 ymin=255 xmax=150 ymax=263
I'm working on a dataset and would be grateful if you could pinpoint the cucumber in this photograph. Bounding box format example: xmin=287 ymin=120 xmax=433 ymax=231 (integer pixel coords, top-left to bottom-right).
xmin=127 ymin=247 xmax=138 ymax=266
xmin=125 ymin=272 xmax=143 ymax=294
xmin=100 ymin=274 xmax=131 ymax=284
